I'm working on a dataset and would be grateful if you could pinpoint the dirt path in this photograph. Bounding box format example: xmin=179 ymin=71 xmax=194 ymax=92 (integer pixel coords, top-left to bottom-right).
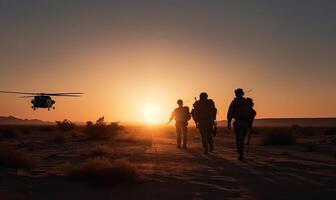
xmin=140 ymin=133 xmax=336 ymax=200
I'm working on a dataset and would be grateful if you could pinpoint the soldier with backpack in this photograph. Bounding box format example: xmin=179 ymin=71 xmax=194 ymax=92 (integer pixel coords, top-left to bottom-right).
xmin=191 ymin=92 xmax=217 ymax=154
xmin=227 ymin=88 xmax=256 ymax=160
xmin=168 ymin=99 xmax=191 ymax=149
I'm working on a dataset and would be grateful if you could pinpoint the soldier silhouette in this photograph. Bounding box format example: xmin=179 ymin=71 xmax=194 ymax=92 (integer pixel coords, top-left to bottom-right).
xmin=191 ymin=92 xmax=217 ymax=154
xmin=168 ymin=99 xmax=191 ymax=149
xmin=227 ymin=88 xmax=256 ymax=160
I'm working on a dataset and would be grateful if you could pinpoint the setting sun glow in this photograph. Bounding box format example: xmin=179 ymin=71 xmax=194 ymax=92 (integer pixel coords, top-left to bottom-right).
xmin=143 ymin=103 xmax=161 ymax=124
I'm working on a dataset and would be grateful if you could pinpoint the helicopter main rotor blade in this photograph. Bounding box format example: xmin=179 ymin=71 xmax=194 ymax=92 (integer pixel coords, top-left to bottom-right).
xmin=19 ymin=96 xmax=36 ymax=98
xmin=49 ymin=94 xmax=82 ymax=97
xmin=0 ymin=91 xmax=39 ymax=95
xmin=46 ymin=92 xmax=84 ymax=95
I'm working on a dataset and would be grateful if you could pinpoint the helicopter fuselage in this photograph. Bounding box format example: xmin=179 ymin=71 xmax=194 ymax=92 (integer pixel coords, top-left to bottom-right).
xmin=31 ymin=96 xmax=55 ymax=110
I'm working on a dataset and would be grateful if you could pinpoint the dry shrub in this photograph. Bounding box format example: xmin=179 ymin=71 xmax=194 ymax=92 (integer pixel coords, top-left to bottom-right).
xmin=0 ymin=149 xmax=39 ymax=169
xmin=56 ymin=119 xmax=76 ymax=132
xmin=1 ymin=128 xmax=17 ymax=138
xmin=261 ymin=129 xmax=296 ymax=146
xmin=90 ymin=144 xmax=112 ymax=157
xmin=64 ymin=157 xmax=139 ymax=185
xmin=83 ymin=117 xmax=123 ymax=140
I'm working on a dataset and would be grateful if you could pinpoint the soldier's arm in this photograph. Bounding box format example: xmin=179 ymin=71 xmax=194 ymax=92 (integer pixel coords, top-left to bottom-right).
xmin=227 ymin=101 xmax=235 ymax=126
xmin=169 ymin=109 xmax=176 ymax=122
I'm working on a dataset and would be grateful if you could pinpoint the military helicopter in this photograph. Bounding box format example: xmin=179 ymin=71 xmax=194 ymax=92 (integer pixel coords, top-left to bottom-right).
xmin=0 ymin=91 xmax=83 ymax=111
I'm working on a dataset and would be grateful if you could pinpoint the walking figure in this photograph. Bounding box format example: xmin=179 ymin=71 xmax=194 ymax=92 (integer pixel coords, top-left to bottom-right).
xmin=168 ymin=99 xmax=191 ymax=149
xmin=227 ymin=88 xmax=256 ymax=160
xmin=192 ymin=92 xmax=217 ymax=154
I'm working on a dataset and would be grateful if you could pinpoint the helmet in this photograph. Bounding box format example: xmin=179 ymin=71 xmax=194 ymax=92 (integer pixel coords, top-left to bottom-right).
xmin=199 ymin=92 xmax=208 ymax=100
xmin=177 ymin=99 xmax=183 ymax=105
xmin=235 ymin=88 xmax=244 ymax=96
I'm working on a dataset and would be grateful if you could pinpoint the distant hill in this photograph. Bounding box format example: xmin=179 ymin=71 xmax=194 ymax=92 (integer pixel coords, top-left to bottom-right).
xmin=0 ymin=116 xmax=53 ymax=125
xmin=218 ymin=118 xmax=336 ymax=127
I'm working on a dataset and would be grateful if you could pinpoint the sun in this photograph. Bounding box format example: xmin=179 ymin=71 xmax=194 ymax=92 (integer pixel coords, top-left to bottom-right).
xmin=143 ymin=103 xmax=161 ymax=124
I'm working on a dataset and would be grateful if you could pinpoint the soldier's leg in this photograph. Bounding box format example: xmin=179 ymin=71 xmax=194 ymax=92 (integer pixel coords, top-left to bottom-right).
xmin=234 ymin=121 xmax=248 ymax=159
xmin=234 ymin=122 xmax=244 ymax=155
xmin=175 ymin=124 xmax=182 ymax=148
xmin=182 ymin=125 xmax=187 ymax=148
xmin=199 ymin=125 xmax=208 ymax=152
xmin=207 ymin=125 xmax=214 ymax=151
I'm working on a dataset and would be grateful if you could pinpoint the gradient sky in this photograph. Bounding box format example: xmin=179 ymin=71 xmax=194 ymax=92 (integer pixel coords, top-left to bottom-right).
xmin=0 ymin=0 xmax=336 ymax=123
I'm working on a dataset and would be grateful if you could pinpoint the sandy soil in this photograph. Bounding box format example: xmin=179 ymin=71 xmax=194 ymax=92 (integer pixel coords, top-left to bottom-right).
xmin=0 ymin=126 xmax=335 ymax=200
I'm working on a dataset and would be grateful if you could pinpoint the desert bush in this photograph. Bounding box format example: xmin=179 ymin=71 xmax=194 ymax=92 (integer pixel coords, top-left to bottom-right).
xmin=1 ymin=128 xmax=17 ymax=138
xmin=39 ymin=126 xmax=56 ymax=132
xmin=90 ymin=144 xmax=112 ymax=157
xmin=83 ymin=117 xmax=124 ymax=140
xmin=0 ymin=149 xmax=39 ymax=169
xmin=261 ymin=129 xmax=296 ymax=146
xmin=64 ymin=157 xmax=138 ymax=185
xmin=56 ymin=119 xmax=76 ymax=132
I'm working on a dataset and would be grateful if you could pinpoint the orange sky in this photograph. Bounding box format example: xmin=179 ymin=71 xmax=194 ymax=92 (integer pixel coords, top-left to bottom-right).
xmin=0 ymin=1 xmax=335 ymax=123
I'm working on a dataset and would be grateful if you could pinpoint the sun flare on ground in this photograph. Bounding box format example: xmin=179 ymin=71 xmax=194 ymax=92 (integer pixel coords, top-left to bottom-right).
xmin=143 ymin=103 xmax=162 ymax=124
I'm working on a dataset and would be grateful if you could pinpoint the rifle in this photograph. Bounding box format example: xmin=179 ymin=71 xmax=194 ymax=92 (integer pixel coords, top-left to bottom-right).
xmin=213 ymin=121 xmax=217 ymax=136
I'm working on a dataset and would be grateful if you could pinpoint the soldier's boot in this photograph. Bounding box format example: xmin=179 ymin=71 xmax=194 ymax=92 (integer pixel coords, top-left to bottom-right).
xmin=237 ymin=153 xmax=244 ymax=161
xmin=204 ymin=149 xmax=208 ymax=154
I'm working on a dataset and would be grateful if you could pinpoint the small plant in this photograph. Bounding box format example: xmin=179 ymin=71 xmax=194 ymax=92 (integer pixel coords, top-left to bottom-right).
xmin=56 ymin=119 xmax=76 ymax=132
xmin=1 ymin=128 xmax=16 ymax=138
xmin=0 ymin=149 xmax=39 ymax=170
xmin=64 ymin=157 xmax=139 ymax=185
xmin=83 ymin=117 xmax=123 ymax=140
xmin=261 ymin=129 xmax=296 ymax=146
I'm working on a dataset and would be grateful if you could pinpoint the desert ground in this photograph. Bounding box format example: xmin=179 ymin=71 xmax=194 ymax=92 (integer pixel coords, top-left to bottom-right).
xmin=0 ymin=124 xmax=336 ymax=200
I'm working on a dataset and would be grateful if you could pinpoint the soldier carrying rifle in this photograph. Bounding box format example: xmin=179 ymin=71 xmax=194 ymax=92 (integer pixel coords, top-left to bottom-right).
xmin=227 ymin=88 xmax=256 ymax=160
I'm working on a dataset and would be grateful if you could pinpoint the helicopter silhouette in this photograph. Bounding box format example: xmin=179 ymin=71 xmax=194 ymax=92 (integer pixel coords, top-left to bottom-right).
xmin=0 ymin=91 xmax=83 ymax=111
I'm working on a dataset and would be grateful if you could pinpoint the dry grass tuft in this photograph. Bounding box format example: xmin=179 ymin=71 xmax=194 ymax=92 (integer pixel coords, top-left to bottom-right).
xmin=56 ymin=119 xmax=76 ymax=132
xmin=90 ymin=144 xmax=112 ymax=157
xmin=83 ymin=117 xmax=124 ymax=140
xmin=0 ymin=149 xmax=39 ymax=170
xmin=261 ymin=129 xmax=296 ymax=146
xmin=64 ymin=157 xmax=139 ymax=185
